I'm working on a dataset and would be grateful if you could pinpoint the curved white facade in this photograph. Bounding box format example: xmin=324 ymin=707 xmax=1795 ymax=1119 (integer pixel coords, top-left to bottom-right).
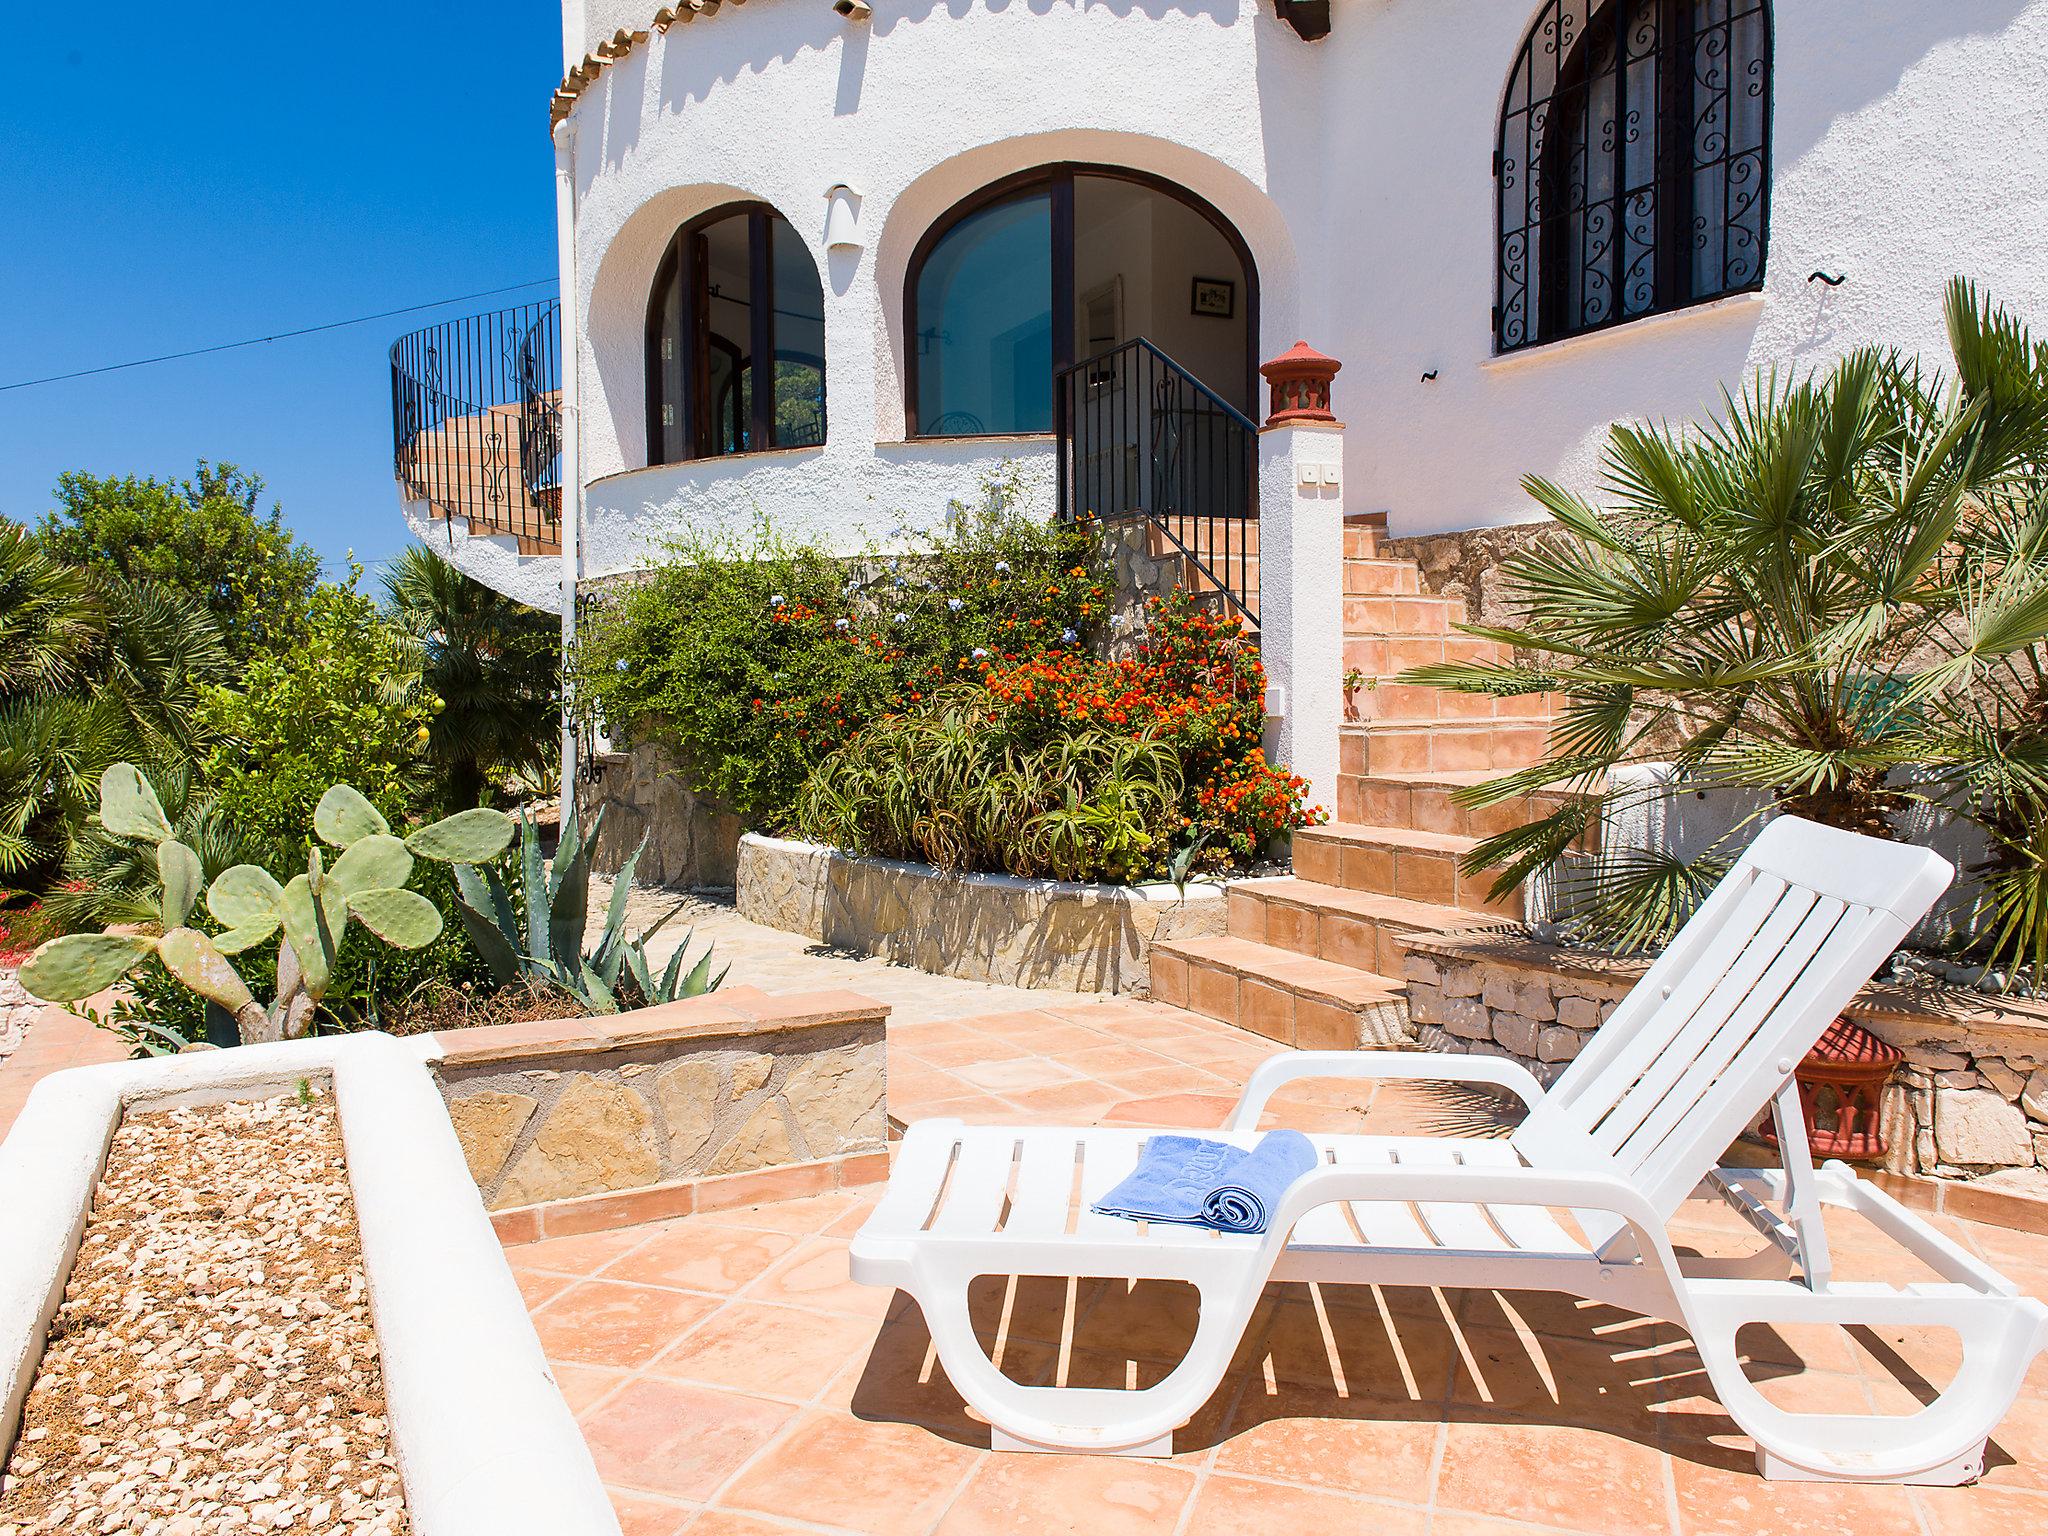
xmin=470 ymin=0 xmax=2048 ymax=608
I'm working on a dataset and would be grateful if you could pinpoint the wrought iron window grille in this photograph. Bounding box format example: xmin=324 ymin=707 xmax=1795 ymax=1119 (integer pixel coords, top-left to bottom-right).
xmin=1496 ymin=0 xmax=1773 ymax=354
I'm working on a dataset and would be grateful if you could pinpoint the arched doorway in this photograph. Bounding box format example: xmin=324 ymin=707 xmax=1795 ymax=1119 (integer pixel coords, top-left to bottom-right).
xmin=904 ymin=165 xmax=1258 ymax=437
xmin=645 ymin=202 xmax=827 ymax=464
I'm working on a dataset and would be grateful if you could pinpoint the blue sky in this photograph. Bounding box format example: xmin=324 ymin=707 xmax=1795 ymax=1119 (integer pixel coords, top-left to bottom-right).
xmin=0 ymin=3 xmax=562 ymax=580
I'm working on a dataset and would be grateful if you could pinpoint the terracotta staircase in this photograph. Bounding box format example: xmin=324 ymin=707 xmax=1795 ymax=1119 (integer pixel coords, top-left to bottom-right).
xmin=1149 ymin=514 xmax=1565 ymax=1050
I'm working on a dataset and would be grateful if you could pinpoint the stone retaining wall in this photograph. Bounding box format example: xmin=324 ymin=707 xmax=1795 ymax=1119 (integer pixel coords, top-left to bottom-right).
xmin=736 ymin=833 xmax=1226 ymax=992
xmin=427 ymin=984 xmax=887 ymax=1211
xmin=578 ymin=741 xmax=742 ymax=889
xmin=1399 ymin=931 xmax=2048 ymax=1183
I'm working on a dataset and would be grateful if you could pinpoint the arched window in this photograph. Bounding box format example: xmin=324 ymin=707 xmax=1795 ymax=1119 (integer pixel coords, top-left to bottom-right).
xmin=905 ymin=166 xmax=1256 ymax=437
xmin=1496 ymin=0 xmax=1771 ymax=352
xmin=645 ymin=203 xmax=826 ymax=464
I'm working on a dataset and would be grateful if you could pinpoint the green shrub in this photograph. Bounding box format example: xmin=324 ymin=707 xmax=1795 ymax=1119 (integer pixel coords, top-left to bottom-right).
xmin=573 ymin=476 xmax=1108 ymax=828
xmin=196 ymin=574 xmax=437 ymax=855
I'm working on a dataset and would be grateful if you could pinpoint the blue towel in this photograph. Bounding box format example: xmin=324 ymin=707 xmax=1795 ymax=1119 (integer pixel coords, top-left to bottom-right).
xmin=1092 ymin=1130 xmax=1319 ymax=1234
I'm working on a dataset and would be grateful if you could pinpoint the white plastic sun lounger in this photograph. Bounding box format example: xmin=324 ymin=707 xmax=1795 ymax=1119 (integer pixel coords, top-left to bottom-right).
xmin=852 ymin=817 xmax=2048 ymax=1483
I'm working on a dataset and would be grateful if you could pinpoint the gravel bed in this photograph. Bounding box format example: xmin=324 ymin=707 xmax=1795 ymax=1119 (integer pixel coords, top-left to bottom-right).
xmin=0 ymin=1092 xmax=409 ymax=1535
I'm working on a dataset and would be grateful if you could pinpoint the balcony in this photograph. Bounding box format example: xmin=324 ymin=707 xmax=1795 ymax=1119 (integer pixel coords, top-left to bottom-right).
xmin=389 ymin=299 xmax=562 ymax=556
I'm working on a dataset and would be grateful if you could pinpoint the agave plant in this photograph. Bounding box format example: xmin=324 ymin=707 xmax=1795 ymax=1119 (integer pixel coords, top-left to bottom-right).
xmin=19 ymin=763 xmax=515 ymax=1043
xmin=449 ymin=802 xmax=726 ymax=1014
xmin=1406 ymin=279 xmax=2048 ymax=965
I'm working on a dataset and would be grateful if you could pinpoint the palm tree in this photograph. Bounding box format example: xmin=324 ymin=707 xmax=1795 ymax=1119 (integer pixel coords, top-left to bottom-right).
xmin=1408 ymin=280 xmax=2048 ymax=960
xmin=384 ymin=545 xmax=559 ymax=809
xmin=0 ymin=524 xmax=229 ymax=884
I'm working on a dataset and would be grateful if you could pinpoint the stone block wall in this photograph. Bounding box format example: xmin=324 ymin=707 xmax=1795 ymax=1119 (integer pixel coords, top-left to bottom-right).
xmin=1399 ymin=931 xmax=2048 ymax=1183
xmin=578 ymin=741 xmax=743 ymax=889
xmin=1400 ymin=938 xmax=1628 ymax=1085
xmin=737 ymin=833 xmax=1226 ymax=992
xmin=427 ymin=985 xmax=887 ymax=1211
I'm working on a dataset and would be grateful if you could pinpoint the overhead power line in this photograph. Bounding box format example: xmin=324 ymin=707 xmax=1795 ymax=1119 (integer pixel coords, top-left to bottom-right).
xmin=0 ymin=278 xmax=559 ymax=395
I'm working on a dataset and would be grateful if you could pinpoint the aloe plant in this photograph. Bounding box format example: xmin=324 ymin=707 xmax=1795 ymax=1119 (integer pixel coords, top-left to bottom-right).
xmin=449 ymin=802 xmax=726 ymax=1014
xmin=18 ymin=763 xmax=514 ymax=1043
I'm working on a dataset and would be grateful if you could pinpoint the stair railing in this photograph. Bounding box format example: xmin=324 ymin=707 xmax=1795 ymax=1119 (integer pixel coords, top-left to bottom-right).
xmin=389 ymin=299 xmax=562 ymax=548
xmin=1055 ymin=337 xmax=1260 ymax=630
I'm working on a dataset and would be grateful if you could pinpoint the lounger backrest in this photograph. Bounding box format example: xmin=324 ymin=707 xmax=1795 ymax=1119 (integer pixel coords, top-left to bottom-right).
xmin=1511 ymin=817 xmax=1951 ymax=1229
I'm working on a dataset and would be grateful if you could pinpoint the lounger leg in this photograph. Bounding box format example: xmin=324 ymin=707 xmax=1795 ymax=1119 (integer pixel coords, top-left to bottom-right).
xmin=908 ymin=1268 xmax=1265 ymax=1458
xmin=1683 ymin=1284 xmax=2046 ymax=1484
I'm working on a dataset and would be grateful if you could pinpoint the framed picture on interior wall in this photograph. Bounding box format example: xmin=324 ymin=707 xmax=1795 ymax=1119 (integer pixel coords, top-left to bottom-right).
xmin=1191 ymin=277 xmax=1235 ymax=319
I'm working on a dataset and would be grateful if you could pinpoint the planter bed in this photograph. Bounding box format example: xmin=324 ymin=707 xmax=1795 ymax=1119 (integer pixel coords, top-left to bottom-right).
xmin=0 ymin=1092 xmax=403 ymax=1535
xmin=0 ymin=1034 xmax=618 ymax=1536
xmin=736 ymin=833 xmax=1226 ymax=992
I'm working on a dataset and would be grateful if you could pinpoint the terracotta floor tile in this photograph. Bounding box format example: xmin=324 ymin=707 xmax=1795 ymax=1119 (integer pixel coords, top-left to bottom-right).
xmin=1061 ymin=1043 xmax=1178 ymax=1078
xmin=580 ymin=1378 xmax=794 ymax=1501
xmin=719 ymin=1410 xmax=980 ymax=1533
xmin=610 ymin=1489 xmax=696 ymax=1536
xmin=992 ymin=1080 xmax=1124 ymax=1121
xmin=953 ymin=1056 xmax=1087 ymax=1093
xmin=745 ymin=1236 xmax=896 ymax=1318
xmin=1099 ymin=1092 xmax=1238 ymax=1128
xmin=532 ymin=1278 xmax=722 ymax=1369
xmin=1182 ymin=1473 xmax=1426 ymax=1536
xmin=507 ymin=1223 xmax=658 ymax=1276
xmin=908 ymin=1037 xmax=1036 ymax=1070
xmin=1093 ymin=1065 xmax=1230 ymax=1098
xmin=510 ymin=1265 xmax=576 ymax=1310
xmin=824 ymin=1317 xmax=1042 ymax=1443
xmin=1435 ymin=1421 xmax=1671 ymax=1536
xmin=604 ymin=1221 xmax=800 ymax=1292
xmin=1449 ymin=1324 xmax=1674 ymax=1433
xmin=682 ymin=1513 xmax=798 ymax=1535
xmin=706 ymin=1187 xmax=868 ymax=1236
xmin=1249 ymin=1295 xmax=1459 ymax=1403
xmin=1915 ymin=1483 xmax=2048 ymax=1535
xmin=932 ymin=1452 xmax=1196 ymax=1536
xmin=1668 ymin=1451 xmax=1922 ymax=1536
xmin=554 ymin=1361 xmax=633 ymax=1415
xmin=1216 ymin=1380 xmax=1439 ymax=1502
xmin=651 ymin=1300 xmax=879 ymax=1401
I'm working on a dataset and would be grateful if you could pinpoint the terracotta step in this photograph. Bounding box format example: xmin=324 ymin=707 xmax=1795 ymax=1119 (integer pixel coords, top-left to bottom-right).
xmin=1148 ymin=935 xmax=1412 ymax=1050
xmin=1346 ymin=684 xmax=1557 ymax=725
xmin=1340 ymin=719 xmax=1550 ymax=776
xmin=1146 ymin=518 xmax=1260 ymax=561
xmin=1290 ymin=823 xmax=1523 ymax=919
xmin=1344 ymin=558 xmax=1422 ymax=597
xmin=1335 ymin=770 xmax=1585 ymax=842
xmin=1344 ymin=632 xmax=1512 ymax=677
xmin=1342 ymin=594 xmax=1465 ymax=637
xmin=1227 ymin=877 xmax=1485 ymax=977
xmin=1344 ymin=512 xmax=1386 ymax=560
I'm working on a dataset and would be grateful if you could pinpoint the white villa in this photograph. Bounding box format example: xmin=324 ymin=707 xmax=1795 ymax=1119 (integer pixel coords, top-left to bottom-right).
xmin=389 ymin=0 xmax=2048 ymax=811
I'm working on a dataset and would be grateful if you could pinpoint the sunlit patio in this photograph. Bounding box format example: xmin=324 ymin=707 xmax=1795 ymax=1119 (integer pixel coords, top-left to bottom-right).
xmin=510 ymin=1003 xmax=2048 ymax=1536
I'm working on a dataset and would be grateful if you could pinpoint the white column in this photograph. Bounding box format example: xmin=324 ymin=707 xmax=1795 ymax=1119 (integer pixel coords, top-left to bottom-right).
xmin=552 ymin=121 xmax=583 ymax=812
xmin=1257 ymin=419 xmax=1346 ymax=821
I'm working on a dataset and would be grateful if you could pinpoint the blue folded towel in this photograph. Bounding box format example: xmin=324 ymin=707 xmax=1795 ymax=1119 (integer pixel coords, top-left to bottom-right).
xmin=1093 ymin=1130 xmax=1319 ymax=1234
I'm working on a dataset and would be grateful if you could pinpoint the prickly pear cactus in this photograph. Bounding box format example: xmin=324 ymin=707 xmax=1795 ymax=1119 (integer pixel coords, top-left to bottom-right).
xmin=18 ymin=763 xmax=516 ymax=1048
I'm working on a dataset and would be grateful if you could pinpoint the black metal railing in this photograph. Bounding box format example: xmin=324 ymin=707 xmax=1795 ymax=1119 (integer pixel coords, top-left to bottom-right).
xmin=390 ymin=298 xmax=562 ymax=547
xmin=1055 ymin=338 xmax=1260 ymax=628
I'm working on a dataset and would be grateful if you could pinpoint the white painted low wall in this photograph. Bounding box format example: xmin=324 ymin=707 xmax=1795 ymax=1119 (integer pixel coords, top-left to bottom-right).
xmin=736 ymin=832 xmax=1226 ymax=993
xmin=0 ymin=1033 xmax=620 ymax=1536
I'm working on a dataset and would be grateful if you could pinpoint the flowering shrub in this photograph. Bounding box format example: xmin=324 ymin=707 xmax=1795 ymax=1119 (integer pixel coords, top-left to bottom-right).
xmin=574 ymin=480 xmax=1109 ymax=826
xmin=797 ymin=592 xmax=1323 ymax=882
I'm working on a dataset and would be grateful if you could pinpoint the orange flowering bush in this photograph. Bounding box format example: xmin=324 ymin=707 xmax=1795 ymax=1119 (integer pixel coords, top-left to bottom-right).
xmin=798 ymin=592 xmax=1323 ymax=882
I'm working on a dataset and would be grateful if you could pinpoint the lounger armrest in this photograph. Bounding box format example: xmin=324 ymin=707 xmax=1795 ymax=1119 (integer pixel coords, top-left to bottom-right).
xmin=1225 ymin=1050 xmax=1548 ymax=1131
xmin=1270 ymin=1161 xmax=1672 ymax=1260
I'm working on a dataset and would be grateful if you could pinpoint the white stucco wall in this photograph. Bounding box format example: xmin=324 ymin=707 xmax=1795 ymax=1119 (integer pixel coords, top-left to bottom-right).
xmin=504 ymin=0 xmax=2048 ymax=601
